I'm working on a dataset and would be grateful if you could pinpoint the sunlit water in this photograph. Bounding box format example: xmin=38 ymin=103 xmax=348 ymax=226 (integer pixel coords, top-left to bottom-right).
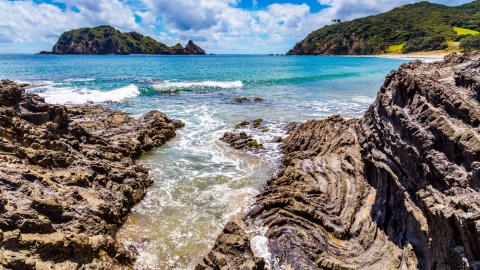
xmin=0 ymin=54 xmax=410 ymax=269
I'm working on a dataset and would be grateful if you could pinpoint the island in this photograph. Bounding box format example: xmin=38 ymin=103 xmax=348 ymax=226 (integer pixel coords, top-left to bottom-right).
xmin=39 ymin=25 xmax=206 ymax=55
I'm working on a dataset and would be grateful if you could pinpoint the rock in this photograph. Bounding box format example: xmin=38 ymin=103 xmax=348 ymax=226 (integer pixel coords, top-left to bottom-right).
xmin=185 ymin=40 xmax=206 ymax=55
xmin=0 ymin=80 xmax=179 ymax=268
xmin=206 ymin=52 xmax=480 ymax=269
xmin=220 ymin=132 xmax=264 ymax=150
xmin=196 ymin=222 xmax=265 ymax=270
xmin=233 ymin=97 xmax=263 ymax=103
xmin=253 ymin=119 xmax=262 ymax=128
xmin=235 ymin=120 xmax=250 ymax=129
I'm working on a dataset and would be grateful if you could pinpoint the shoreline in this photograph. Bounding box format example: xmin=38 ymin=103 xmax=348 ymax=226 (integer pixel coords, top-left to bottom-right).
xmin=0 ymin=80 xmax=182 ymax=269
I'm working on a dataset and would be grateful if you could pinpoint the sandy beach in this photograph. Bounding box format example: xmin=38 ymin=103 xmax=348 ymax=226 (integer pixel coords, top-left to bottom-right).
xmin=375 ymin=50 xmax=454 ymax=60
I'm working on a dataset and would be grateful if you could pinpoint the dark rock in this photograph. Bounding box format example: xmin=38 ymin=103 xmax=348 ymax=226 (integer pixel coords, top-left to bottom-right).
xmin=185 ymin=40 xmax=206 ymax=55
xmin=0 ymin=80 xmax=178 ymax=268
xmin=252 ymin=119 xmax=262 ymax=128
xmin=220 ymin=132 xmax=264 ymax=150
xmin=235 ymin=120 xmax=250 ymax=129
xmin=196 ymin=222 xmax=265 ymax=270
xmin=233 ymin=97 xmax=263 ymax=103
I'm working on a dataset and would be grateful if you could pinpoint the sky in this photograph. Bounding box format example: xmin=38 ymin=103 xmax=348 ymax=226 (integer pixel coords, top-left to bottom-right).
xmin=0 ymin=0 xmax=474 ymax=54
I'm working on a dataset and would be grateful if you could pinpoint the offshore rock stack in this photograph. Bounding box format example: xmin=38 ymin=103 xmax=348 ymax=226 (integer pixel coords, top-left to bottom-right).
xmin=207 ymin=52 xmax=480 ymax=269
xmin=0 ymin=80 xmax=182 ymax=269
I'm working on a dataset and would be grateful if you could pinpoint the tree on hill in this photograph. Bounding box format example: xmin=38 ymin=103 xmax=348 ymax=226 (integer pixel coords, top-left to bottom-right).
xmin=460 ymin=35 xmax=480 ymax=51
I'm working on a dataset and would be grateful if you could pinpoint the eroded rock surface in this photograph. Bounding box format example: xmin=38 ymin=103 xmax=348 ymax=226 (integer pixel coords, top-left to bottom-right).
xmin=195 ymin=222 xmax=265 ymax=270
xmin=0 ymin=80 xmax=179 ymax=269
xmin=242 ymin=52 xmax=480 ymax=269
xmin=220 ymin=131 xmax=264 ymax=150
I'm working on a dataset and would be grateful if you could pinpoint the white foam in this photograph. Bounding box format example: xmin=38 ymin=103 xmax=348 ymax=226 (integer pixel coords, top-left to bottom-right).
xmin=251 ymin=226 xmax=273 ymax=269
xmin=153 ymin=80 xmax=243 ymax=91
xmin=35 ymin=84 xmax=140 ymax=105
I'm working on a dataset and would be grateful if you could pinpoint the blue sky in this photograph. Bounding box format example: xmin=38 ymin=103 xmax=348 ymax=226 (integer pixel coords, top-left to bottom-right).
xmin=0 ymin=0 xmax=474 ymax=54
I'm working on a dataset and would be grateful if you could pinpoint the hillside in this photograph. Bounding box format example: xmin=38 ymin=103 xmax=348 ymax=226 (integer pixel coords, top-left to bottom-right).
xmin=287 ymin=1 xmax=480 ymax=55
xmin=40 ymin=25 xmax=205 ymax=55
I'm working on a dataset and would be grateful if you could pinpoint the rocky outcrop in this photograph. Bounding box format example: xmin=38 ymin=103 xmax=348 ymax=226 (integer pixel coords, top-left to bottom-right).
xmin=204 ymin=52 xmax=480 ymax=269
xmin=195 ymin=222 xmax=265 ymax=270
xmin=220 ymin=132 xmax=264 ymax=150
xmin=0 ymin=80 xmax=180 ymax=269
xmin=40 ymin=25 xmax=206 ymax=55
xmin=185 ymin=40 xmax=206 ymax=55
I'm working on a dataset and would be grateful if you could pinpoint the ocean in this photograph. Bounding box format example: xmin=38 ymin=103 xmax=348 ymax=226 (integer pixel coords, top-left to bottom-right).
xmin=0 ymin=54 xmax=409 ymax=269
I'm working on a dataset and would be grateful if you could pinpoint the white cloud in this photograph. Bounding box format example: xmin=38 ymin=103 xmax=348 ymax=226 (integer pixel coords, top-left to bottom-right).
xmin=0 ymin=0 xmax=476 ymax=53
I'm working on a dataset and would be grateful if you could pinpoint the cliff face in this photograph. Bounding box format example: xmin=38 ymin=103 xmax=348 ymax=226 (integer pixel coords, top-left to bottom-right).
xmin=206 ymin=52 xmax=480 ymax=269
xmin=41 ymin=25 xmax=205 ymax=55
xmin=0 ymin=80 xmax=182 ymax=269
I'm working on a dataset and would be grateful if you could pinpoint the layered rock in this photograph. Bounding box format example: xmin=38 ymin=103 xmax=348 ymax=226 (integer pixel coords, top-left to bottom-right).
xmin=0 ymin=80 xmax=180 ymax=269
xmin=40 ymin=25 xmax=206 ymax=55
xmin=205 ymin=52 xmax=480 ymax=269
xmin=195 ymin=222 xmax=265 ymax=270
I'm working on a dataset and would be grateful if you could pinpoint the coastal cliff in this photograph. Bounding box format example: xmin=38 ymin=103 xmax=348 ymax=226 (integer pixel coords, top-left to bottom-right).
xmin=40 ymin=25 xmax=205 ymax=55
xmin=205 ymin=52 xmax=480 ymax=269
xmin=0 ymin=80 xmax=182 ymax=268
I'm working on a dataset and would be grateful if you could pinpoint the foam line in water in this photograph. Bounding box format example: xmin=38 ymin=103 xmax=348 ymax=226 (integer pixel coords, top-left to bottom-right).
xmin=153 ymin=80 xmax=243 ymax=91
xmin=33 ymin=84 xmax=140 ymax=105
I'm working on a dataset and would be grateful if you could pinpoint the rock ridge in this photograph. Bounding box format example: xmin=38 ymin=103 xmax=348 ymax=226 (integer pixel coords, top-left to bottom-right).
xmin=0 ymin=80 xmax=180 ymax=269
xmin=205 ymin=52 xmax=480 ymax=269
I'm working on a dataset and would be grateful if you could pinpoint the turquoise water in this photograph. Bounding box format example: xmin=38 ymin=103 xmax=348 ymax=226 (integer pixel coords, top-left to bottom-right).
xmin=0 ymin=54 xmax=409 ymax=269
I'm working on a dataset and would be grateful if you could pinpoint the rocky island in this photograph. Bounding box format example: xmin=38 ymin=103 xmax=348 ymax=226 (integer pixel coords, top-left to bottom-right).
xmin=0 ymin=80 xmax=182 ymax=268
xmin=39 ymin=25 xmax=205 ymax=55
xmin=202 ymin=52 xmax=480 ymax=269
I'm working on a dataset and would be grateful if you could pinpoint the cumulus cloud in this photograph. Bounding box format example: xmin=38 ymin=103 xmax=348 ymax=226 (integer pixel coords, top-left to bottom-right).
xmin=317 ymin=0 xmax=473 ymax=22
xmin=0 ymin=0 xmax=476 ymax=53
xmin=0 ymin=0 xmax=137 ymax=49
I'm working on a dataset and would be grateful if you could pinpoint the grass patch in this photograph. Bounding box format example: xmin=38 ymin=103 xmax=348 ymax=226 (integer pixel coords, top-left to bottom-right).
xmin=453 ymin=27 xmax=479 ymax=36
xmin=446 ymin=41 xmax=460 ymax=52
xmin=387 ymin=43 xmax=405 ymax=53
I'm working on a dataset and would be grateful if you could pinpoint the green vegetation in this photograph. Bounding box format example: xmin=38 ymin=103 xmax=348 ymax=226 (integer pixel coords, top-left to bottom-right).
xmin=50 ymin=25 xmax=205 ymax=55
xmin=52 ymin=25 xmax=170 ymax=54
xmin=387 ymin=43 xmax=405 ymax=52
xmin=288 ymin=1 xmax=480 ymax=55
xmin=460 ymin=34 xmax=480 ymax=51
xmin=453 ymin=26 xmax=480 ymax=35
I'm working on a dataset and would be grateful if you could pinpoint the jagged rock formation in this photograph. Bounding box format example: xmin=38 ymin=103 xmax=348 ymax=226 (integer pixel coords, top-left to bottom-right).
xmin=0 ymin=80 xmax=181 ymax=269
xmin=39 ymin=25 xmax=206 ymax=55
xmin=220 ymin=132 xmax=264 ymax=150
xmin=202 ymin=52 xmax=480 ymax=270
xmin=195 ymin=222 xmax=265 ymax=270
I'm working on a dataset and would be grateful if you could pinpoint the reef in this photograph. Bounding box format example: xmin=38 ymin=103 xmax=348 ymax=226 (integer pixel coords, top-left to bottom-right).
xmin=0 ymin=80 xmax=180 ymax=269
xmin=208 ymin=52 xmax=480 ymax=269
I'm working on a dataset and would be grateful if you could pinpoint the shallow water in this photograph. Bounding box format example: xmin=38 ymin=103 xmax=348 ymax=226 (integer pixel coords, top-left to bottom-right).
xmin=0 ymin=54 xmax=409 ymax=269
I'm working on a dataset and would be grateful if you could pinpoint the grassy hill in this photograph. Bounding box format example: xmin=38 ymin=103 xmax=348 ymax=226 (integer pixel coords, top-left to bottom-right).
xmin=287 ymin=1 xmax=480 ymax=55
xmin=42 ymin=25 xmax=205 ymax=55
